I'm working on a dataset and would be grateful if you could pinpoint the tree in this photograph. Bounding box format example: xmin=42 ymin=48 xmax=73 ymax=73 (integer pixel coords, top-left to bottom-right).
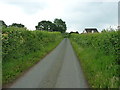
xmin=9 ymin=23 xmax=25 ymax=28
xmin=35 ymin=19 xmax=67 ymax=33
xmin=69 ymin=31 xmax=79 ymax=34
xmin=0 ymin=20 xmax=7 ymax=28
xmin=35 ymin=20 xmax=55 ymax=31
xmin=54 ymin=18 xmax=67 ymax=33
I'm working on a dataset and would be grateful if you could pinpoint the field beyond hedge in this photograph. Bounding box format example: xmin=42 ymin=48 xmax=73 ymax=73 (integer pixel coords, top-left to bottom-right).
xmin=2 ymin=27 xmax=63 ymax=85
xmin=70 ymin=31 xmax=120 ymax=88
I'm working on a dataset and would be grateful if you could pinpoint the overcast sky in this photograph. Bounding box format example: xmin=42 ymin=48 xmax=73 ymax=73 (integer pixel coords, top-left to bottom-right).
xmin=0 ymin=0 xmax=119 ymax=32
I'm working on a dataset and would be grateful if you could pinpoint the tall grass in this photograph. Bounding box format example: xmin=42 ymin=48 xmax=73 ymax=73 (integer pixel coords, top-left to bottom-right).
xmin=2 ymin=27 xmax=63 ymax=85
xmin=70 ymin=31 xmax=120 ymax=88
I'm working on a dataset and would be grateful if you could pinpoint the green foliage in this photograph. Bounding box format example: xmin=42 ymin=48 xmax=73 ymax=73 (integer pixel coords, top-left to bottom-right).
xmin=54 ymin=18 xmax=67 ymax=33
xmin=35 ymin=20 xmax=56 ymax=31
xmin=70 ymin=31 xmax=120 ymax=88
xmin=9 ymin=23 xmax=25 ymax=28
xmin=2 ymin=27 xmax=63 ymax=85
xmin=35 ymin=18 xmax=67 ymax=33
xmin=0 ymin=20 xmax=7 ymax=28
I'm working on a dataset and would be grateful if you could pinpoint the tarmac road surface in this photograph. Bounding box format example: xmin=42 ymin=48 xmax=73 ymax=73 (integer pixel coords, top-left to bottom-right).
xmin=9 ymin=38 xmax=89 ymax=88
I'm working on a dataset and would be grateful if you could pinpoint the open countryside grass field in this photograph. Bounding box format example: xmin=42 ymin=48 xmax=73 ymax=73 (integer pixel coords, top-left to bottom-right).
xmin=70 ymin=31 xmax=120 ymax=88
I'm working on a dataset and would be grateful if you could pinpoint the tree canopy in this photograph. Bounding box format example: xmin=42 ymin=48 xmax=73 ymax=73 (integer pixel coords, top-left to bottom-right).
xmin=0 ymin=20 xmax=7 ymax=28
xmin=9 ymin=23 xmax=25 ymax=28
xmin=54 ymin=18 xmax=67 ymax=33
xmin=35 ymin=18 xmax=67 ymax=33
xmin=35 ymin=20 xmax=56 ymax=31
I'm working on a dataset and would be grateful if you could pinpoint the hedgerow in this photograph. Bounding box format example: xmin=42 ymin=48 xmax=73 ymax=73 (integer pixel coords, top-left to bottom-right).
xmin=70 ymin=31 xmax=120 ymax=88
xmin=2 ymin=27 xmax=63 ymax=85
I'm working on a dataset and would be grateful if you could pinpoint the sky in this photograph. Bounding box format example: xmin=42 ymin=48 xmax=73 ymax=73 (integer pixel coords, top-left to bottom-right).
xmin=0 ymin=0 xmax=119 ymax=33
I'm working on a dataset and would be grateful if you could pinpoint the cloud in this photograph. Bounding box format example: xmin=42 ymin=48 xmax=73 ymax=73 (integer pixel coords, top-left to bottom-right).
xmin=0 ymin=0 xmax=48 ymax=14
xmin=0 ymin=0 xmax=118 ymax=32
xmin=63 ymin=2 xmax=118 ymax=32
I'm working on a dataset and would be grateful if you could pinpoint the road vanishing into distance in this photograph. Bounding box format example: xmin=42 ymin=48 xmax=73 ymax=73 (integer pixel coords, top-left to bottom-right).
xmin=10 ymin=38 xmax=89 ymax=88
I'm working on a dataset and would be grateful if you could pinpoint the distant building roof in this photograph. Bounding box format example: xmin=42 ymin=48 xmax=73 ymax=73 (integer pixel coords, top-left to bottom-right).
xmin=83 ymin=28 xmax=99 ymax=33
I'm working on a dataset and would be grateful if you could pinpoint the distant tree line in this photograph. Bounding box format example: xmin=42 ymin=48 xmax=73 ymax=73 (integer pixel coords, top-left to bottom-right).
xmin=0 ymin=20 xmax=25 ymax=28
xmin=0 ymin=18 xmax=67 ymax=33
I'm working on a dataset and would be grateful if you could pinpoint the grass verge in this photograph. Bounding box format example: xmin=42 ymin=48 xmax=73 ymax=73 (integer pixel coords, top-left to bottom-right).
xmin=70 ymin=38 xmax=120 ymax=88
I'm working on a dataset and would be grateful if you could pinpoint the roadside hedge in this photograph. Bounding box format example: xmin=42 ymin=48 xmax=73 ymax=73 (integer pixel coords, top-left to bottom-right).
xmin=70 ymin=31 xmax=120 ymax=88
xmin=2 ymin=27 xmax=63 ymax=85
xmin=2 ymin=27 xmax=62 ymax=62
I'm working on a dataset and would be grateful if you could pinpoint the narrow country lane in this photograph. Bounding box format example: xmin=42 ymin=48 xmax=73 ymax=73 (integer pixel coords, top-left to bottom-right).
xmin=9 ymin=38 xmax=89 ymax=88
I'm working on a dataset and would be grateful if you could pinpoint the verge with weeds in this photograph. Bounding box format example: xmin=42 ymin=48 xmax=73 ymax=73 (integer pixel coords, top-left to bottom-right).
xmin=70 ymin=31 xmax=120 ymax=88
